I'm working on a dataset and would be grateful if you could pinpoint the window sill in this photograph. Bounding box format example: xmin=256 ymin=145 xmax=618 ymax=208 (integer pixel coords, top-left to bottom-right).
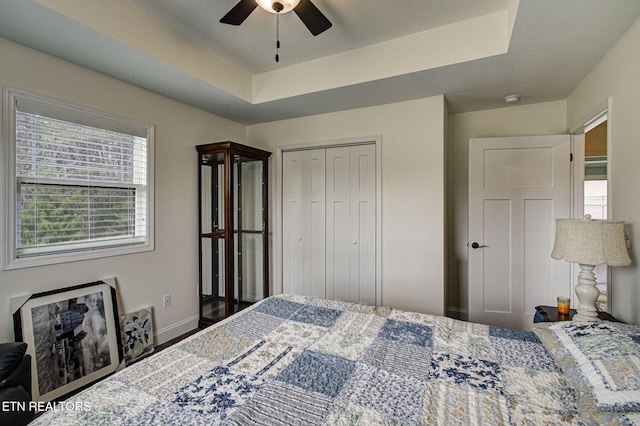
xmin=4 ymin=242 xmax=154 ymax=270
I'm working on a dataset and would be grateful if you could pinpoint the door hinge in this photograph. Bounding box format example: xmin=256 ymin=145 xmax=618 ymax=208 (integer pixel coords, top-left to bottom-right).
xmin=570 ymin=153 xmax=573 ymax=162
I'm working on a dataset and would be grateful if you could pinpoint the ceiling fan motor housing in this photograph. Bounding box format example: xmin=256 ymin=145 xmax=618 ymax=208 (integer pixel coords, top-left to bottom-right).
xmin=256 ymin=0 xmax=301 ymax=14
xmin=221 ymin=0 xmax=332 ymax=37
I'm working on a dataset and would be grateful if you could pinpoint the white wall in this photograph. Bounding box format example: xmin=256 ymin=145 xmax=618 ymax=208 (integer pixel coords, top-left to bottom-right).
xmin=446 ymin=101 xmax=568 ymax=319
xmin=566 ymin=18 xmax=640 ymax=325
xmin=0 ymin=38 xmax=245 ymax=343
xmin=247 ymin=96 xmax=446 ymax=316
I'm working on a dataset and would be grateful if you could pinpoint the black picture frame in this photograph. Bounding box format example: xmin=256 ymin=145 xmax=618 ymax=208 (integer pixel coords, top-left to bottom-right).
xmin=12 ymin=280 xmax=122 ymax=402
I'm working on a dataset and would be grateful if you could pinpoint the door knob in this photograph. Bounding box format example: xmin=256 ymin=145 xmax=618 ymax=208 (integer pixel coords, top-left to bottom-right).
xmin=471 ymin=242 xmax=488 ymax=249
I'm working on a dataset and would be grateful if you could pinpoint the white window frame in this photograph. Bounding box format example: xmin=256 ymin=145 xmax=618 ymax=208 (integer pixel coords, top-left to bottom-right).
xmin=3 ymin=86 xmax=155 ymax=269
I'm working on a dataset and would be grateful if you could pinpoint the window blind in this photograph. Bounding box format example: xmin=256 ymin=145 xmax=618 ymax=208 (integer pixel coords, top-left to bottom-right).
xmin=15 ymin=110 xmax=148 ymax=256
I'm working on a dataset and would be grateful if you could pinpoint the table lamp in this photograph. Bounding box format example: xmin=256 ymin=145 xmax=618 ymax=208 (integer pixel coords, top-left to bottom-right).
xmin=551 ymin=214 xmax=631 ymax=321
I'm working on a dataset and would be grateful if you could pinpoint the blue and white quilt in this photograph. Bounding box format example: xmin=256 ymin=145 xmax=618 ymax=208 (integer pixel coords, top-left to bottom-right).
xmin=30 ymin=294 xmax=631 ymax=425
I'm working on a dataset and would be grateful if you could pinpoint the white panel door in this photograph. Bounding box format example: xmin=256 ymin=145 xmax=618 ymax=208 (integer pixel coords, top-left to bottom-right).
xmin=282 ymin=149 xmax=326 ymax=297
xmin=326 ymin=145 xmax=376 ymax=304
xmin=468 ymin=135 xmax=572 ymax=330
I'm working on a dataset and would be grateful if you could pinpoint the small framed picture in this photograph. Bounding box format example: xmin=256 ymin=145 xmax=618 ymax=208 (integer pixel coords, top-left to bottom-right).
xmin=120 ymin=307 xmax=154 ymax=365
xmin=13 ymin=280 xmax=122 ymax=402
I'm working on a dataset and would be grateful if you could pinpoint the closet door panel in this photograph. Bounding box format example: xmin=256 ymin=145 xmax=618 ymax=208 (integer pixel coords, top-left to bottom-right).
xmin=303 ymin=150 xmax=327 ymax=298
xmin=282 ymin=151 xmax=304 ymax=295
xmin=326 ymin=145 xmax=376 ymax=304
xmin=326 ymin=147 xmax=351 ymax=301
xmin=282 ymin=149 xmax=326 ymax=297
xmin=351 ymin=144 xmax=377 ymax=305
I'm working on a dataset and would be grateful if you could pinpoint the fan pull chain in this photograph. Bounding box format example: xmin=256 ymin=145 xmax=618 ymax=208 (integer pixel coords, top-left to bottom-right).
xmin=275 ymin=12 xmax=280 ymax=62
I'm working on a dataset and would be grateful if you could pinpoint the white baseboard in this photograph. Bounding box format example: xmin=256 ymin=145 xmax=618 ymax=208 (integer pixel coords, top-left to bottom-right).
xmin=153 ymin=314 xmax=199 ymax=346
xmin=446 ymin=307 xmax=469 ymax=322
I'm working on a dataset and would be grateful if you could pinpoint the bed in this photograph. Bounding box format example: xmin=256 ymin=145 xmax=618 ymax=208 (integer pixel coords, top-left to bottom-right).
xmin=30 ymin=294 xmax=640 ymax=425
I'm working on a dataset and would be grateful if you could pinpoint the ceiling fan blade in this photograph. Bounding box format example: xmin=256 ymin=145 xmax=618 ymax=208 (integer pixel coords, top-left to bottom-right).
xmin=220 ymin=0 xmax=258 ymax=26
xmin=293 ymin=0 xmax=332 ymax=36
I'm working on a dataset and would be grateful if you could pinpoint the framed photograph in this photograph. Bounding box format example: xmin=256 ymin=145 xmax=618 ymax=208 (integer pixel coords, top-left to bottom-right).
xmin=120 ymin=307 xmax=154 ymax=365
xmin=12 ymin=280 xmax=122 ymax=402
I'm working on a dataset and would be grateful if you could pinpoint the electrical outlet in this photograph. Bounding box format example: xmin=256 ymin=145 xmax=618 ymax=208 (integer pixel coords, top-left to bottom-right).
xmin=163 ymin=293 xmax=171 ymax=308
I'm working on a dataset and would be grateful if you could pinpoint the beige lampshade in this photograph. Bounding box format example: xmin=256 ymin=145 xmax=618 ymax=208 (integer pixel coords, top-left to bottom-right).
xmin=551 ymin=215 xmax=631 ymax=266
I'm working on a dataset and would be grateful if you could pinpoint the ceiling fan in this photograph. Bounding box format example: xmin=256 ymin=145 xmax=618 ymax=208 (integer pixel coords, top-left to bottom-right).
xmin=220 ymin=0 xmax=332 ymax=36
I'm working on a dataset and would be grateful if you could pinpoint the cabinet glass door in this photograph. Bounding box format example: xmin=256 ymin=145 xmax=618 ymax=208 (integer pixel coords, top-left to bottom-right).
xmin=234 ymin=156 xmax=265 ymax=313
xmin=201 ymin=237 xmax=225 ymax=320
xmin=200 ymin=152 xmax=225 ymax=323
xmin=200 ymin=153 xmax=224 ymax=235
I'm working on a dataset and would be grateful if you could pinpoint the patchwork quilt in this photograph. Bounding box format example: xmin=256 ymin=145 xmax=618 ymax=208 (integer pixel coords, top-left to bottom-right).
xmin=29 ymin=295 xmax=636 ymax=425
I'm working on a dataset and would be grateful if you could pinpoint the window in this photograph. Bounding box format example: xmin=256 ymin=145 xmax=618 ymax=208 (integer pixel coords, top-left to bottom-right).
xmin=3 ymin=87 xmax=154 ymax=269
xmin=584 ymin=179 xmax=607 ymax=220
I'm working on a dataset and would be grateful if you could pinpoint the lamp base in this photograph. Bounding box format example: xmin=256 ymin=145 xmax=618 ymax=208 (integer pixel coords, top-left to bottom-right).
xmin=572 ymin=263 xmax=601 ymax=322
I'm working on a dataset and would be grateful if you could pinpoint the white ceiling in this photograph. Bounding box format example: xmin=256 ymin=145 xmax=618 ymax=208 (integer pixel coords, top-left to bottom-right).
xmin=1 ymin=0 xmax=640 ymax=125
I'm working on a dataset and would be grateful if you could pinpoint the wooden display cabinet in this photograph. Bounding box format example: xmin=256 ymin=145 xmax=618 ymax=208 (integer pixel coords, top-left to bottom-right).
xmin=196 ymin=142 xmax=271 ymax=328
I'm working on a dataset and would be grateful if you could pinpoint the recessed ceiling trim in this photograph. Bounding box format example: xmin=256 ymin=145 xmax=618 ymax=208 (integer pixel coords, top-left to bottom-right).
xmin=33 ymin=0 xmax=517 ymax=107
xmin=33 ymin=0 xmax=254 ymax=102
xmin=253 ymin=9 xmax=516 ymax=103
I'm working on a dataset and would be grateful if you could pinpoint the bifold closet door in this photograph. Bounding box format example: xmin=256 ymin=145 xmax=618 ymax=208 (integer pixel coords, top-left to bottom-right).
xmin=282 ymin=149 xmax=326 ymax=298
xmin=282 ymin=144 xmax=376 ymax=304
xmin=326 ymin=145 xmax=376 ymax=304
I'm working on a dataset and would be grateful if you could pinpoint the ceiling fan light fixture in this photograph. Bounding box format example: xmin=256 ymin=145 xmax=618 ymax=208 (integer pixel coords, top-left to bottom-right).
xmin=256 ymin=0 xmax=301 ymax=14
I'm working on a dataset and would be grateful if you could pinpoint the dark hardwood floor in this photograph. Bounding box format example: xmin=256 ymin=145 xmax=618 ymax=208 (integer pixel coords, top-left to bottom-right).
xmin=202 ymin=296 xmax=254 ymax=323
xmin=153 ymin=328 xmax=201 ymax=352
